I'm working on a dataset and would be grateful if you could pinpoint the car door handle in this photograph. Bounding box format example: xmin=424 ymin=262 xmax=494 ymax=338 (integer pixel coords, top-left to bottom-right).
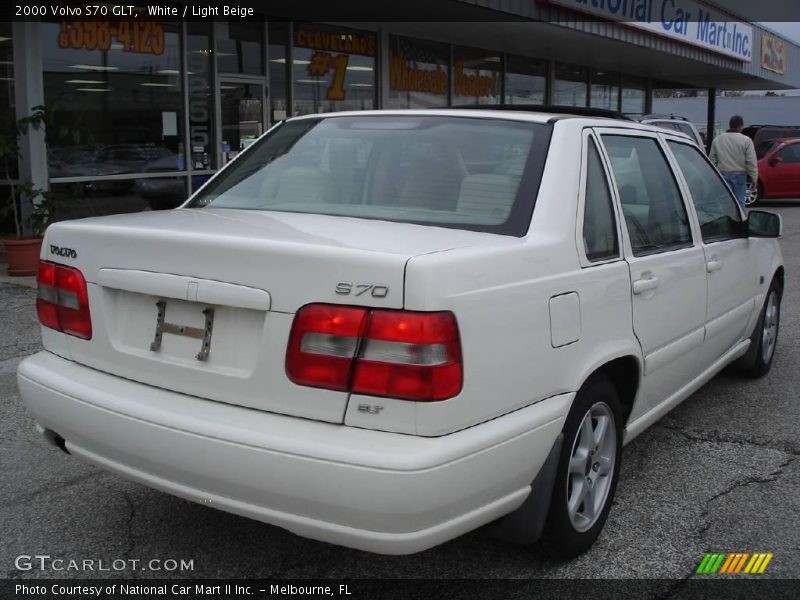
xmin=632 ymin=276 xmax=659 ymax=294
xmin=706 ymin=260 xmax=723 ymax=272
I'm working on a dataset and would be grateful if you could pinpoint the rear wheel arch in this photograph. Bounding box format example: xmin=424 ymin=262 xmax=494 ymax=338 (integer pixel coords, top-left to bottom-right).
xmin=775 ymin=266 xmax=785 ymax=297
xmin=579 ymin=356 xmax=640 ymax=426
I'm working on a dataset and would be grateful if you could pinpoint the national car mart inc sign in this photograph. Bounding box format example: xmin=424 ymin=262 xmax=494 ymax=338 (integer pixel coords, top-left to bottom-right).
xmin=541 ymin=0 xmax=753 ymax=62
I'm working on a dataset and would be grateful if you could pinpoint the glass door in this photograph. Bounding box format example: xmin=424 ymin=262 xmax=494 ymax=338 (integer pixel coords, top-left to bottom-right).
xmin=219 ymin=80 xmax=266 ymax=165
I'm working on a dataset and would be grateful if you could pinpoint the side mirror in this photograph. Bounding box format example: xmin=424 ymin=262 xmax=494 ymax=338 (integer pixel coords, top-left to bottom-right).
xmin=748 ymin=210 xmax=782 ymax=238
xmin=769 ymin=156 xmax=783 ymax=167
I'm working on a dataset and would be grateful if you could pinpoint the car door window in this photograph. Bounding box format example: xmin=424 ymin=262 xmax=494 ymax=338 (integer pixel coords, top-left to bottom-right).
xmin=601 ymin=135 xmax=692 ymax=256
xmin=583 ymin=139 xmax=619 ymax=262
xmin=776 ymin=143 xmax=800 ymax=163
xmin=668 ymin=141 xmax=744 ymax=242
xmin=674 ymin=123 xmax=695 ymax=138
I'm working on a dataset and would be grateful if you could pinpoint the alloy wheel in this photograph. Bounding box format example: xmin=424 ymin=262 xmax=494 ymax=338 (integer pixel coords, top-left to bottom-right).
xmin=761 ymin=290 xmax=779 ymax=364
xmin=566 ymin=401 xmax=617 ymax=532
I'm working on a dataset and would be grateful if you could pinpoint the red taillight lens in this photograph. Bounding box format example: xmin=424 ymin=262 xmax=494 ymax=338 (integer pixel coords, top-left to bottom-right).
xmin=353 ymin=311 xmax=462 ymax=401
xmin=286 ymin=304 xmax=368 ymax=390
xmin=286 ymin=304 xmax=462 ymax=401
xmin=36 ymin=260 xmax=92 ymax=340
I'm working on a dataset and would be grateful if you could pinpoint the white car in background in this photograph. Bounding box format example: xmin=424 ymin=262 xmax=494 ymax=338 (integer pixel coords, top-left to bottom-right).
xmin=18 ymin=109 xmax=783 ymax=558
xmin=639 ymin=114 xmax=705 ymax=149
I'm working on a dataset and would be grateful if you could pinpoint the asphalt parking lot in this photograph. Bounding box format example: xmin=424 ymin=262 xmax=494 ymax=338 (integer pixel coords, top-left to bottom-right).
xmin=1 ymin=204 xmax=799 ymax=583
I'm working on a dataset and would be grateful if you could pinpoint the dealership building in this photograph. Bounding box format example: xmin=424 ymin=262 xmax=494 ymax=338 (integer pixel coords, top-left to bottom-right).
xmin=2 ymin=0 xmax=800 ymax=227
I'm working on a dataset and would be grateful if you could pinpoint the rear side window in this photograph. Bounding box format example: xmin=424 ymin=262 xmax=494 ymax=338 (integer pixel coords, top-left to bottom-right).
xmin=191 ymin=116 xmax=551 ymax=236
xmin=668 ymin=141 xmax=744 ymax=242
xmin=583 ymin=139 xmax=619 ymax=262
xmin=602 ymin=135 xmax=692 ymax=255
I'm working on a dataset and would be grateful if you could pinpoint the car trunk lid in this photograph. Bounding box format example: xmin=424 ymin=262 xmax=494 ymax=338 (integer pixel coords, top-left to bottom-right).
xmin=42 ymin=208 xmax=502 ymax=423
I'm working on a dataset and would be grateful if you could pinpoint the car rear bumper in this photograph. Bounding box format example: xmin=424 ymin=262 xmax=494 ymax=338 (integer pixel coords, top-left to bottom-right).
xmin=18 ymin=351 xmax=570 ymax=554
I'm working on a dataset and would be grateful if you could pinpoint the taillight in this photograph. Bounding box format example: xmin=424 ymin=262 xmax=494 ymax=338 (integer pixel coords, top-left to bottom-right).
xmin=286 ymin=304 xmax=367 ymax=391
xmin=287 ymin=304 xmax=462 ymax=401
xmin=36 ymin=260 xmax=92 ymax=340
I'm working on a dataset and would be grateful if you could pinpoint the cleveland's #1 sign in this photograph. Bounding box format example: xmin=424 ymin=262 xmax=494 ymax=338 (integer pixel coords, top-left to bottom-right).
xmin=543 ymin=0 xmax=753 ymax=62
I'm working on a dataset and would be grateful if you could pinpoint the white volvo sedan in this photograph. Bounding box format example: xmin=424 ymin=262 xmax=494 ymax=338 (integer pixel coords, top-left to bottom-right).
xmin=18 ymin=109 xmax=783 ymax=558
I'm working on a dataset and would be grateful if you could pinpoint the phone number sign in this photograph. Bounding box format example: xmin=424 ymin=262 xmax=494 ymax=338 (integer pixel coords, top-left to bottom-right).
xmin=58 ymin=20 xmax=165 ymax=54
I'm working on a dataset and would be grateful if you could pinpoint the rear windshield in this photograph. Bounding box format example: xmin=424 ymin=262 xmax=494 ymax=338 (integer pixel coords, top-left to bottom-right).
xmin=189 ymin=115 xmax=551 ymax=236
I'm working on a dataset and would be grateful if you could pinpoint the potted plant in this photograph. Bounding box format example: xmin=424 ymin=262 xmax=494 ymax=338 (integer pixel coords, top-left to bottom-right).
xmin=0 ymin=106 xmax=50 ymax=276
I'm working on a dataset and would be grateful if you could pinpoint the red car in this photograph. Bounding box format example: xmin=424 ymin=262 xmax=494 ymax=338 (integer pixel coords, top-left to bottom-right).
xmin=750 ymin=137 xmax=800 ymax=205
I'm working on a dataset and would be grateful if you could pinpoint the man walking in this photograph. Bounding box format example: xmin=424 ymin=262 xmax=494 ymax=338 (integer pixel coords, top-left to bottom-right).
xmin=709 ymin=115 xmax=758 ymax=209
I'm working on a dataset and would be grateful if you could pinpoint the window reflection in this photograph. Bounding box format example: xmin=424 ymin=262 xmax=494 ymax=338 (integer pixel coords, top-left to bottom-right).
xmin=451 ymin=46 xmax=501 ymax=106
xmin=50 ymin=177 xmax=187 ymax=220
xmin=555 ymin=63 xmax=588 ymax=107
xmin=43 ymin=19 xmax=183 ymax=181
xmin=506 ymin=54 xmax=546 ymax=105
xmin=268 ymin=22 xmax=289 ymax=122
xmin=387 ymin=35 xmax=449 ymax=109
xmin=590 ymin=70 xmax=619 ymax=110
xmin=621 ymin=77 xmax=646 ymax=114
xmin=1 ymin=22 xmax=16 ymax=181
xmin=187 ymin=22 xmax=214 ymax=170
xmin=217 ymin=21 xmax=264 ymax=75
xmin=292 ymin=24 xmax=376 ymax=115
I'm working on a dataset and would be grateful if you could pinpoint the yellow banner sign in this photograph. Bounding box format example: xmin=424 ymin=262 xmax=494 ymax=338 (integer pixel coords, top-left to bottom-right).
xmin=295 ymin=27 xmax=376 ymax=58
xmin=389 ymin=53 xmax=448 ymax=95
xmin=58 ymin=20 xmax=165 ymax=55
xmin=453 ymin=62 xmax=498 ymax=98
xmin=761 ymin=33 xmax=786 ymax=75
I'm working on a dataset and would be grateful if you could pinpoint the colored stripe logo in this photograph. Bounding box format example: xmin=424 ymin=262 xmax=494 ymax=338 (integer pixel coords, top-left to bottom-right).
xmin=696 ymin=552 xmax=773 ymax=574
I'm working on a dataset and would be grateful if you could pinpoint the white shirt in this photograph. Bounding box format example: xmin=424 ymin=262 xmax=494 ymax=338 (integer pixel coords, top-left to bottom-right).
xmin=709 ymin=131 xmax=758 ymax=181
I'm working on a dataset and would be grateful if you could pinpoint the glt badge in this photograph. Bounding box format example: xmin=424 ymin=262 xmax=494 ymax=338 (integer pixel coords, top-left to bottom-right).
xmin=357 ymin=404 xmax=384 ymax=415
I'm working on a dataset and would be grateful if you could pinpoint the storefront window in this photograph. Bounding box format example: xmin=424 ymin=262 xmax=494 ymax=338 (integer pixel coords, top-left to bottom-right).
xmin=292 ymin=23 xmax=376 ymax=116
xmin=1 ymin=22 xmax=16 ymax=179
xmin=451 ymin=46 xmax=501 ymax=106
xmin=217 ymin=21 xmax=264 ymax=75
xmin=590 ymin=70 xmax=619 ymax=111
xmin=0 ymin=185 xmax=14 ymax=236
xmin=187 ymin=22 xmax=215 ymax=170
xmin=50 ymin=177 xmax=187 ymax=220
xmin=41 ymin=17 xmax=184 ymax=215
xmin=268 ymin=21 xmax=289 ymax=122
xmin=621 ymin=77 xmax=646 ymax=114
xmin=42 ymin=19 xmax=183 ymax=177
xmin=388 ymin=35 xmax=448 ymax=109
xmin=554 ymin=63 xmax=588 ymax=107
xmin=505 ymin=54 xmax=546 ymax=105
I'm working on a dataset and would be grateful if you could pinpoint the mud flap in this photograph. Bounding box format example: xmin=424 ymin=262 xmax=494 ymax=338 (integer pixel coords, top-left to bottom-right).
xmin=488 ymin=433 xmax=564 ymax=545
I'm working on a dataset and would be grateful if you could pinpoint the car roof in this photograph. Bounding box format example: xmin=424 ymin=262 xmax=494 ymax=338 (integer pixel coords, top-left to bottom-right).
xmin=286 ymin=109 xmax=677 ymax=134
xmin=763 ymin=137 xmax=800 ymax=146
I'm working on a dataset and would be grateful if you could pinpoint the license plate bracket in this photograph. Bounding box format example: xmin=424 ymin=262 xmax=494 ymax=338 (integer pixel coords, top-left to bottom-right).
xmin=150 ymin=299 xmax=215 ymax=361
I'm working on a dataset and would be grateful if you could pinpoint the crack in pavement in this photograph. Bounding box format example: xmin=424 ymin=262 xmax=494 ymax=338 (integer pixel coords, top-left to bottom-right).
xmin=119 ymin=489 xmax=138 ymax=561
xmin=696 ymin=454 xmax=796 ymax=540
xmin=657 ymin=423 xmax=800 ymax=457
xmin=0 ymin=470 xmax=106 ymax=509
xmin=650 ymin=455 xmax=797 ymax=599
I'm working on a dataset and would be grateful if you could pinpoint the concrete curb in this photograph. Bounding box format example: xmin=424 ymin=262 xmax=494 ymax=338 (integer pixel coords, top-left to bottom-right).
xmin=0 ymin=260 xmax=37 ymax=289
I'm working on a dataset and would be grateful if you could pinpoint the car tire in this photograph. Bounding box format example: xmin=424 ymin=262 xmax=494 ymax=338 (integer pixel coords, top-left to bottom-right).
xmin=539 ymin=373 xmax=623 ymax=559
xmin=737 ymin=278 xmax=781 ymax=378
